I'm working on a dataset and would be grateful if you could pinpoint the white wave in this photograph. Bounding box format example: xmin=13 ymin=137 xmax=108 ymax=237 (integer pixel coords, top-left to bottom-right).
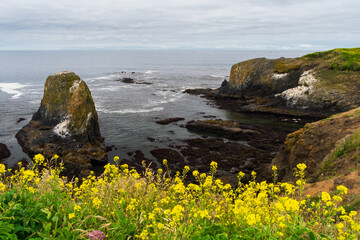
xmin=0 ymin=83 xmax=28 ymax=99
xmin=97 ymin=85 xmax=135 ymax=91
xmin=145 ymin=93 xmax=183 ymax=107
xmin=85 ymin=74 xmax=119 ymax=82
xmin=99 ymin=107 xmax=164 ymax=114
xmin=209 ymin=74 xmax=225 ymax=78
xmin=145 ymin=70 xmax=158 ymax=75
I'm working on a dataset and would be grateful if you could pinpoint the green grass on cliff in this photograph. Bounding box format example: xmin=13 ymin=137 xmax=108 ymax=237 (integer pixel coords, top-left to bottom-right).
xmin=304 ymin=48 xmax=360 ymax=71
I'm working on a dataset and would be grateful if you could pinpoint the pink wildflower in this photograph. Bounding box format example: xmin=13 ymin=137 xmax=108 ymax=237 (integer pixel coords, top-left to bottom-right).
xmin=87 ymin=230 xmax=106 ymax=240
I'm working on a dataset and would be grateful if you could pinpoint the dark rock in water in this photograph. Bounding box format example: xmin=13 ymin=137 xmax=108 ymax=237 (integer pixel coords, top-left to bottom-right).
xmin=155 ymin=118 xmax=185 ymax=125
xmin=221 ymin=79 xmax=229 ymax=87
xmin=0 ymin=143 xmax=11 ymax=160
xmin=118 ymin=77 xmax=135 ymax=83
xmin=136 ymin=81 xmax=153 ymax=85
xmin=16 ymin=71 xmax=107 ymax=178
xmin=183 ymin=88 xmax=215 ymax=96
xmin=16 ymin=118 xmax=26 ymax=123
xmin=186 ymin=119 xmax=260 ymax=140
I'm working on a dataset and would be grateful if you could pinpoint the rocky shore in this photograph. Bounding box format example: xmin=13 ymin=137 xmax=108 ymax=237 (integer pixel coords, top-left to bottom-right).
xmin=6 ymin=48 xmax=360 ymax=195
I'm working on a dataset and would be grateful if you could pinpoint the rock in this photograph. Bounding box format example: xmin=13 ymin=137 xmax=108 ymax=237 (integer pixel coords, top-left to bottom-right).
xmin=136 ymin=81 xmax=152 ymax=85
xmin=16 ymin=118 xmax=26 ymax=123
xmin=229 ymin=167 xmax=240 ymax=174
xmin=118 ymin=77 xmax=135 ymax=83
xmin=155 ymin=118 xmax=185 ymax=125
xmin=150 ymin=148 xmax=185 ymax=171
xmin=216 ymin=48 xmax=360 ymax=117
xmin=16 ymin=71 xmax=107 ymax=178
xmin=0 ymin=143 xmax=11 ymax=160
xmin=272 ymin=106 xmax=360 ymax=183
xmin=183 ymin=88 xmax=215 ymax=96
xmin=244 ymin=160 xmax=256 ymax=170
xmin=186 ymin=119 xmax=260 ymax=140
xmin=221 ymin=79 xmax=229 ymax=87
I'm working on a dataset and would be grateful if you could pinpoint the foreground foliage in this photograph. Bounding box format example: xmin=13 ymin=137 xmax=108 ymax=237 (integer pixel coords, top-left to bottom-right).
xmin=0 ymin=155 xmax=359 ymax=239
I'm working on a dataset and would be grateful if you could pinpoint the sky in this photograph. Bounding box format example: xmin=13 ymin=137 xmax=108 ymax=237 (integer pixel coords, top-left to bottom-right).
xmin=0 ymin=0 xmax=359 ymax=50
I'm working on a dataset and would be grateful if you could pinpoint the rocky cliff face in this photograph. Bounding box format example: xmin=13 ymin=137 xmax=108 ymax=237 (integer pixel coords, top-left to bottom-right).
xmin=16 ymin=71 xmax=107 ymax=178
xmin=272 ymin=107 xmax=360 ymax=183
xmin=217 ymin=48 xmax=360 ymax=117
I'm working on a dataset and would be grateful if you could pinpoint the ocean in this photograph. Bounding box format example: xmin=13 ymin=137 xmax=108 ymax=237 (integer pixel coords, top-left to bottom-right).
xmin=0 ymin=50 xmax=312 ymax=167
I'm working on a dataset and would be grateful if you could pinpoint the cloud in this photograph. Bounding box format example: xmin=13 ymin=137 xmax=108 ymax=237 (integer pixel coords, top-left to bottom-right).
xmin=0 ymin=0 xmax=359 ymax=50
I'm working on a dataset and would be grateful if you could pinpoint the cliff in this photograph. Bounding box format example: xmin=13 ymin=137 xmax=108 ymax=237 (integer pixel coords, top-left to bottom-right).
xmin=272 ymin=106 xmax=360 ymax=183
xmin=218 ymin=48 xmax=360 ymax=117
xmin=16 ymin=71 xmax=107 ymax=178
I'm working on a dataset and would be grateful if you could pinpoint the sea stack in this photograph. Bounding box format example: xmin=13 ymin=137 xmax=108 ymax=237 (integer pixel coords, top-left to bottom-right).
xmin=16 ymin=71 xmax=107 ymax=177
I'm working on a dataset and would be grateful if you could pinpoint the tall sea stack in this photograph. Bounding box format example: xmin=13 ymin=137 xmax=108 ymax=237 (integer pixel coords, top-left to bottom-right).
xmin=16 ymin=71 xmax=107 ymax=177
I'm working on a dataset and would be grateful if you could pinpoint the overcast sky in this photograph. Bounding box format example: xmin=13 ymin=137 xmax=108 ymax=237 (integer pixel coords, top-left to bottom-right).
xmin=0 ymin=0 xmax=359 ymax=50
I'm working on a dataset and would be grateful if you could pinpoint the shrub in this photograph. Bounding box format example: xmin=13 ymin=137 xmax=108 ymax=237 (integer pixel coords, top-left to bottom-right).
xmin=0 ymin=155 xmax=359 ymax=239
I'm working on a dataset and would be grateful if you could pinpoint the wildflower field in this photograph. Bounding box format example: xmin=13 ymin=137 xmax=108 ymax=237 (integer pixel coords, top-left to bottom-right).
xmin=0 ymin=154 xmax=359 ymax=239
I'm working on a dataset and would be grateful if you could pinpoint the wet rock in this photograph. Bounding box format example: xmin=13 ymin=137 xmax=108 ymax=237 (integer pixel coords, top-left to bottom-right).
xmin=136 ymin=81 xmax=152 ymax=85
xmin=183 ymin=88 xmax=215 ymax=96
xmin=186 ymin=119 xmax=260 ymax=140
xmin=229 ymin=167 xmax=240 ymax=174
xmin=244 ymin=160 xmax=256 ymax=170
xmin=0 ymin=143 xmax=11 ymax=161
xmin=118 ymin=77 xmax=135 ymax=83
xmin=150 ymin=148 xmax=185 ymax=171
xmin=16 ymin=71 xmax=107 ymax=179
xmin=155 ymin=118 xmax=185 ymax=125
xmin=16 ymin=118 xmax=26 ymax=123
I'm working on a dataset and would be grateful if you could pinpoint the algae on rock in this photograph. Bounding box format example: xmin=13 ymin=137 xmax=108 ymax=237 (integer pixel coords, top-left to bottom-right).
xmin=16 ymin=71 xmax=107 ymax=178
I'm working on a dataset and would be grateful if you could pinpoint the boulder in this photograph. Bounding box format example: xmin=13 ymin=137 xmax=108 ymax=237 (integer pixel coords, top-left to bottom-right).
xmin=0 ymin=143 xmax=11 ymax=161
xmin=16 ymin=71 xmax=107 ymax=178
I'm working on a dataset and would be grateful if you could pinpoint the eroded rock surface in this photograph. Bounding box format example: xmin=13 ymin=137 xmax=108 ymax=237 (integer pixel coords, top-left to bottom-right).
xmin=16 ymin=71 xmax=107 ymax=178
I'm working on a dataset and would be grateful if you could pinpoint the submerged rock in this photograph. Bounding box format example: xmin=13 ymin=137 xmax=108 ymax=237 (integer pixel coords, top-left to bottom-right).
xmin=16 ymin=71 xmax=107 ymax=178
xmin=0 ymin=143 xmax=11 ymax=161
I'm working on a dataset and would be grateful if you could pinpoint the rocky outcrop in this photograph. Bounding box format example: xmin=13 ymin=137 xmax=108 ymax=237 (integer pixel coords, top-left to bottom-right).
xmin=217 ymin=48 xmax=360 ymax=117
xmin=186 ymin=119 xmax=260 ymax=140
xmin=0 ymin=143 xmax=11 ymax=161
xmin=272 ymin=106 xmax=360 ymax=183
xmin=16 ymin=71 xmax=107 ymax=178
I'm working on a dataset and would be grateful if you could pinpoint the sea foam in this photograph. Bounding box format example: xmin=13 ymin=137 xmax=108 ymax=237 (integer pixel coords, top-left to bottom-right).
xmin=0 ymin=83 xmax=27 ymax=99
xmin=98 ymin=107 xmax=164 ymax=114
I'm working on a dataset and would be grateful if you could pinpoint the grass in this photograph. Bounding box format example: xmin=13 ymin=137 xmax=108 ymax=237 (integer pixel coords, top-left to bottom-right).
xmin=0 ymin=155 xmax=359 ymax=239
xmin=304 ymin=48 xmax=360 ymax=71
xmin=320 ymin=130 xmax=360 ymax=177
xmin=274 ymin=60 xmax=300 ymax=73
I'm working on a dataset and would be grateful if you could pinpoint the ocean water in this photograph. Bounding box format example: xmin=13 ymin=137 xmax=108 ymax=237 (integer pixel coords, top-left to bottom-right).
xmin=0 ymin=50 xmax=312 ymax=166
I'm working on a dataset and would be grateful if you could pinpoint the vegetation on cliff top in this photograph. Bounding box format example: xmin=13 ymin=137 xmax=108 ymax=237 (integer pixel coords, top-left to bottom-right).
xmin=0 ymin=155 xmax=359 ymax=239
xmin=304 ymin=48 xmax=360 ymax=71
